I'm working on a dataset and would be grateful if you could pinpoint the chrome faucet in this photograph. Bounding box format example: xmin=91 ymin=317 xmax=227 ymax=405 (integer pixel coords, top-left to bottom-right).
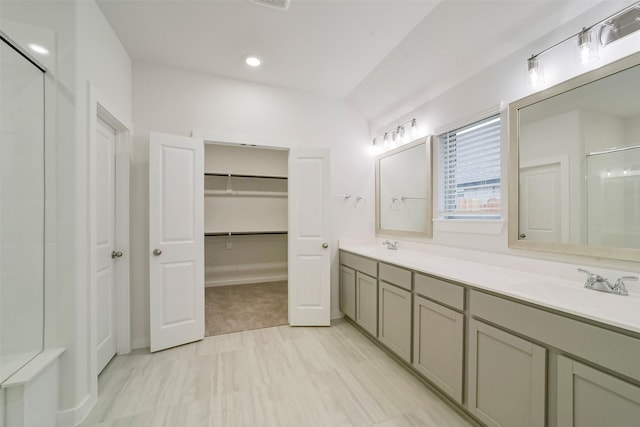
xmin=612 ymin=276 xmax=638 ymax=296
xmin=382 ymin=240 xmax=398 ymax=250
xmin=577 ymin=268 xmax=637 ymax=296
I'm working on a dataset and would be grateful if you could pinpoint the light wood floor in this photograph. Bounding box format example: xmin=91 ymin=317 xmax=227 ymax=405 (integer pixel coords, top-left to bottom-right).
xmin=81 ymin=320 xmax=474 ymax=427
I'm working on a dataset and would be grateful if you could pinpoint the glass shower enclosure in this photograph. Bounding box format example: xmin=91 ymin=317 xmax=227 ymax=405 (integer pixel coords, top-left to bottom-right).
xmin=0 ymin=34 xmax=46 ymax=383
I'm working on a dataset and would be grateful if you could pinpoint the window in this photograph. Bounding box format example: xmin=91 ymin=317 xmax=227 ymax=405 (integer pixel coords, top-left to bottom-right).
xmin=438 ymin=115 xmax=501 ymax=219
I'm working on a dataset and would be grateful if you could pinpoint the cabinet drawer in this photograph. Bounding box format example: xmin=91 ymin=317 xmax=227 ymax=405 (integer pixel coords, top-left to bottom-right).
xmin=379 ymin=263 xmax=412 ymax=291
xmin=340 ymin=251 xmax=377 ymax=277
xmin=414 ymin=273 xmax=464 ymax=311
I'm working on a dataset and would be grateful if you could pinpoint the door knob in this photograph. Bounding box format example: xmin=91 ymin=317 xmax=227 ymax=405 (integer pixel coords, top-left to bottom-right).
xmin=111 ymin=250 xmax=123 ymax=259
xmin=153 ymin=249 xmax=162 ymax=256
xmin=322 ymin=242 xmax=329 ymax=249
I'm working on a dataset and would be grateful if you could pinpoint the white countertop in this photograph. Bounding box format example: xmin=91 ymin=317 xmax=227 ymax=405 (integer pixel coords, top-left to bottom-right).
xmin=340 ymin=243 xmax=640 ymax=335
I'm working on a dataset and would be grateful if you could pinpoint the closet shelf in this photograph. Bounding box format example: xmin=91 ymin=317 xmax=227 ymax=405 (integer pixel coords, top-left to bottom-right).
xmin=205 ymin=231 xmax=288 ymax=237
xmin=205 ymin=172 xmax=288 ymax=180
xmin=204 ymin=189 xmax=287 ymax=198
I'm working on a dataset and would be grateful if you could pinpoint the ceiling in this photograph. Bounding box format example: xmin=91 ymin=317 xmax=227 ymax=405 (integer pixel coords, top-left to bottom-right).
xmin=96 ymin=0 xmax=604 ymax=123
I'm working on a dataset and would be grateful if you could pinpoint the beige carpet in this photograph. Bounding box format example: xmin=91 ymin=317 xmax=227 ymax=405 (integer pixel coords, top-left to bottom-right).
xmin=205 ymin=281 xmax=288 ymax=337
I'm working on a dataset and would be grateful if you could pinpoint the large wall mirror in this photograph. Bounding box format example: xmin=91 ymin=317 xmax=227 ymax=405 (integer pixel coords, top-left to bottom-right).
xmin=376 ymin=137 xmax=432 ymax=238
xmin=509 ymin=51 xmax=640 ymax=261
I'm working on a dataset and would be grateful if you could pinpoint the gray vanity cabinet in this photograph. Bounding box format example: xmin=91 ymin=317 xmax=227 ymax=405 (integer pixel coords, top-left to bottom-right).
xmin=339 ymin=265 xmax=356 ymax=320
xmin=339 ymin=251 xmax=378 ymax=335
xmin=356 ymin=272 xmax=378 ymax=337
xmin=412 ymin=273 xmax=465 ymax=404
xmin=557 ymin=356 xmax=640 ymax=427
xmin=378 ymin=281 xmax=412 ymax=362
xmin=468 ymin=319 xmax=546 ymax=427
xmin=378 ymin=262 xmax=412 ymax=362
xmin=413 ymin=295 xmax=464 ymax=403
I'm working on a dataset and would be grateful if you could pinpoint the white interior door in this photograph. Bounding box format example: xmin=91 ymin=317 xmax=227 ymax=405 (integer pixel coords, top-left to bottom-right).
xmin=519 ymin=163 xmax=562 ymax=243
xmin=149 ymin=132 xmax=204 ymax=352
xmin=96 ymin=117 xmax=117 ymax=373
xmin=288 ymin=148 xmax=330 ymax=326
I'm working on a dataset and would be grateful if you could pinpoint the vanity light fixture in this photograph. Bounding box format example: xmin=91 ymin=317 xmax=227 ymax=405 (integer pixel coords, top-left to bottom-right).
xmin=577 ymin=27 xmax=599 ymax=65
xmin=524 ymin=1 xmax=640 ymax=86
xmin=527 ymin=55 xmax=545 ymax=88
xmin=371 ymin=118 xmax=417 ymax=153
xmin=599 ymin=4 xmax=640 ymax=46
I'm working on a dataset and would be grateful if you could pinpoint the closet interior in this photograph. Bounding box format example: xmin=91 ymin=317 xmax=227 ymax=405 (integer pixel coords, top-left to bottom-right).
xmin=204 ymin=143 xmax=289 ymax=336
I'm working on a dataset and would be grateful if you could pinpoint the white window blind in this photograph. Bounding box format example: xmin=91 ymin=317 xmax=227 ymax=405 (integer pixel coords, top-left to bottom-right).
xmin=438 ymin=115 xmax=501 ymax=219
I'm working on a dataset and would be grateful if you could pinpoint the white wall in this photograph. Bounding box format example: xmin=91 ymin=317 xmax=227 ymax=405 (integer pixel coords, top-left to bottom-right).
xmin=131 ymin=62 xmax=371 ymax=347
xmin=67 ymin=1 xmax=131 ymax=424
xmin=370 ymin=0 xmax=640 ymax=273
xmin=0 ymin=1 xmax=131 ymax=424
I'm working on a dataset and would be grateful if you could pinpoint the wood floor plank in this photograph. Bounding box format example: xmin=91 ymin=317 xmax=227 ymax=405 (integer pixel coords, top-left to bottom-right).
xmin=81 ymin=321 xmax=475 ymax=427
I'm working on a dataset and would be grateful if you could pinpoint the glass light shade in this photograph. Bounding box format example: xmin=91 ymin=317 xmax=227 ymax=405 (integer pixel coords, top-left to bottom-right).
xmin=527 ymin=56 xmax=545 ymax=89
xmin=577 ymin=28 xmax=599 ymax=65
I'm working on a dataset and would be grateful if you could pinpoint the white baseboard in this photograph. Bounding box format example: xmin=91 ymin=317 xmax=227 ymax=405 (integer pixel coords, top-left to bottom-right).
xmin=205 ymin=273 xmax=287 ymax=287
xmin=331 ymin=310 xmax=344 ymax=320
xmin=132 ymin=336 xmax=150 ymax=350
xmin=57 ymin=393 xmax=96 ymax=427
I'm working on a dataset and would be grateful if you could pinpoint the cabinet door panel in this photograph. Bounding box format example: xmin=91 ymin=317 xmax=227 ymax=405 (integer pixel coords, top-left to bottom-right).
xmin=413 ymin=296 xmax=463 ymax=403
xmin=355 ymin=272 xmax=377 ymax=337
xmin=378 ymin=282 xmax=411 ymax=362
xmin=339 ymin=266 xmax=356 ymax=320
xmin=558 ymin=356 xmax=640 ymax=427
xmin=468 ymin=319 xmax=546 ymax=427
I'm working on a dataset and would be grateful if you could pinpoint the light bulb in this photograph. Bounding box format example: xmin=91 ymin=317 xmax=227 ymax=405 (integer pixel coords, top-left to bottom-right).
xmin=527 ymin=55 xmax=545 ymax=89
xmin=245 ymin=56 xmax=262 ymax=67
xmin=577 ymin=27 xmax=599 ymax=65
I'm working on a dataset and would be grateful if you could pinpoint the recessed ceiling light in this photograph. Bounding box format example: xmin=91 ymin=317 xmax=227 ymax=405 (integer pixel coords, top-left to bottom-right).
xmin=245 ymin=56 xmax=261 ymax=67
xmin=28 ymin=43 xmax=49 ymax=56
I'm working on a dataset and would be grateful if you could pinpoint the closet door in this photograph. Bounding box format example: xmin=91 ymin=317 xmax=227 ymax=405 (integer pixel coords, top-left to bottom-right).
xmin=288 ymin=148 xmax=331 ymax=326
xmin=149 ymin=132 xmax=204 ymax=352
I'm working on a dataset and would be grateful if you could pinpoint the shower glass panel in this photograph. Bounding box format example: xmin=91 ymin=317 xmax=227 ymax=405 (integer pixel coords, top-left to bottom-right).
xmin=586 ymin=146 xmax=640 ymax=249
xmin=0 ymin=38 xmax=45 ymax=383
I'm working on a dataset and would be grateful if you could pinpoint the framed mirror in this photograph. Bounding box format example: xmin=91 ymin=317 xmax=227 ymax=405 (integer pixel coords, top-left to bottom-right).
xmin=376 ymin=137 xmax=432 ymax=238
xmin=508 ymin=51 xmax=640 ymax=261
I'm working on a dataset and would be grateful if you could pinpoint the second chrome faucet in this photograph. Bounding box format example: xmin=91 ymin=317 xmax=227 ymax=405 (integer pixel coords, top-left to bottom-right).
xmin=577 ymin=268 xmax=638 ymax=296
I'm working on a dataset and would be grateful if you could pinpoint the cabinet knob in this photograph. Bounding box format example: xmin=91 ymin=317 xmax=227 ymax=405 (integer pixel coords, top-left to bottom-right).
xmin=519 ymin=233 xmax=526 ymax=239
xmin=322 ymin=242 xmax=329 ymax=249
xmin=153 ymin=249 xmax=162 ymax=256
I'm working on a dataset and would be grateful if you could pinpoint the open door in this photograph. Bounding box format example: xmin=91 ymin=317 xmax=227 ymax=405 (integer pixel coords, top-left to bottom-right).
xmin=149 ymin=132 xmax=204 ymax=352
xmin=288 ymin=148 xmax=331 ymax=326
